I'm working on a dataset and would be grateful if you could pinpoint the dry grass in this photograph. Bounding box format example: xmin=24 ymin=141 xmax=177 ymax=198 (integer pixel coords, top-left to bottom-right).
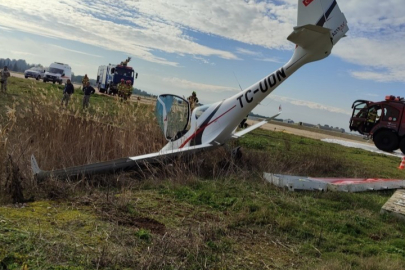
xmin=1 ymin=79 xmax=405 ymax=269
xmin=0 ymin=85 xmax=165 ymax=203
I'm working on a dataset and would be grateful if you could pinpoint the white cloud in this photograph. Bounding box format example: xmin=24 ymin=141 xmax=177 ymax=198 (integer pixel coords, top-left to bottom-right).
xmin=49 ymin=45 xmax=103 ymax=58
xmin=1 ymin=0 xmax=405 ymax=84
xmin=256 ymin=57 xmax=282 ymax=63
xmin=271 ymin=95 xmax=351 ymax=115
xmin=333 ymin=1 xmax=405 ymax=83
xmin=236 ymin=48 xmax=261 ymax=56
xmin=0 ymin=25 xmax=12 ymax=31
xmin=10 ymin=51 xmax=35 ymax=56
xmin=162 ymin=76 xmax=238 ymax=93
xmin=0 ymin=0 xmax=242 ymax=67
xmin=334 ymin=36 xmax=405 ymax=83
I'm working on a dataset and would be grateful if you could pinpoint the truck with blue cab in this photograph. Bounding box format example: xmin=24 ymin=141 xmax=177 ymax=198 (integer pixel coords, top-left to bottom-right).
xmin=96 ymin=60 xmax=138 ymax=95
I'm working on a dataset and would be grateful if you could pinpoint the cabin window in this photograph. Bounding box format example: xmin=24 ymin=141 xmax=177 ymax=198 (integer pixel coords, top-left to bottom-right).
xmin=382 ymin=106 xmax=400 ymax=122
xmin=194 ymin=105 xmax=209 ymax=119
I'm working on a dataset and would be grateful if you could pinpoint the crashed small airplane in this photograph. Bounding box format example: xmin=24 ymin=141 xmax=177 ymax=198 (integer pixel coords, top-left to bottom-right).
xmin=32 ymin=0 xmax=349 ymax=180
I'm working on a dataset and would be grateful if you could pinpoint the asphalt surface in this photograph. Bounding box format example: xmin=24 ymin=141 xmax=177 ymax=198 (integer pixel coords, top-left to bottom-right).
xmin=11 ymin=72 xmax=82 ymax=88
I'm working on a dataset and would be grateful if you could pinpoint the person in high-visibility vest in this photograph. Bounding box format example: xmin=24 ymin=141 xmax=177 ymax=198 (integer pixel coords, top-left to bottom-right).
xmin=81 ymin=74 xmax=89 ymax=91
xmin=188 ymin=91 xmax=199 ymax=112
xmin=125 ymin=80 xmax=132 ymax=100
xmin=367 ymin=107 xmax=378 ymax=123
xmin=117 ymin=79 xmax=126 ymax=99
xmin=365 ymin=107 xmax=379 ymax=133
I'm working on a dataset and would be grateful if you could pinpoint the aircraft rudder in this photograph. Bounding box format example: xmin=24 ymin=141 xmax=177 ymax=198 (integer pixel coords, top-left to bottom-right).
xmin=31 ymin=154 xmax=41 ymax=175
xmin=296 ymin=0 xmax=348 ymax=45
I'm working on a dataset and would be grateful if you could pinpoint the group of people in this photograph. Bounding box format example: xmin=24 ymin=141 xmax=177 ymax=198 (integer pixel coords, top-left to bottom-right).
xmin=61 ymin=74 xmax=95 ymax=109
xmin=117 ymin=79 xmax=133 ymax=101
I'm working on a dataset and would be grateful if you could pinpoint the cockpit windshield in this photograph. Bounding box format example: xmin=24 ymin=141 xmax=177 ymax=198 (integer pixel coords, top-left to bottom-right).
xmin=155 ymin=95 xmax=190 ymax=141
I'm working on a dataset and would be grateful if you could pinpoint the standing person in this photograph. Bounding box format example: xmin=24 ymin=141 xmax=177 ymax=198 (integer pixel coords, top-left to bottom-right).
xmin=82 ymin=74 xmax=89 ymax=91
xmin=82 ymin=81 xmax=95 ymax=109
xmin=117 ymin=79 xmax=125 ymax=98
xmin=125 ymin=80 xmax=132 ymax=100
xmin=61 ymin=79 xmax=74 ymax=107
xmin=187 ymin=91 xmax=199 ymax=112
xmin=0 ymin=66 xmax=11 ymax=93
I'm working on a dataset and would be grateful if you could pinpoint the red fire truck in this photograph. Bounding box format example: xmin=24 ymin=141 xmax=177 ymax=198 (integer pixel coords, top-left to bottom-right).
xmin=349 ymin=95 xmax=405 ymax=154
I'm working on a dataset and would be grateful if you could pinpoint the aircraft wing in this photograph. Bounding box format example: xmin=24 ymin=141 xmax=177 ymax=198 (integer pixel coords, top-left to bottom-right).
xmin=32 ymin=144 xmax=217 ymax=181
xmin=232 ymin=112 xmax=281 ymax=139
xmin=129 ymin=144 xmax=218 ymax=162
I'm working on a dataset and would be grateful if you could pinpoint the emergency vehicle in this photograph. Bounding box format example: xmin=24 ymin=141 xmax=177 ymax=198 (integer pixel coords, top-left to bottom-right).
xmin=96 ymin=64 xmax=138 ymax=95
xmin=43 ymin=62 xmax=71 ymax=84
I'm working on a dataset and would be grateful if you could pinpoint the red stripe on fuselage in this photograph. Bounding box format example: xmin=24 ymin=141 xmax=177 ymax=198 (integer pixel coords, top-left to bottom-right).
xmin=179 ymin=105 xmax=236 ymax=149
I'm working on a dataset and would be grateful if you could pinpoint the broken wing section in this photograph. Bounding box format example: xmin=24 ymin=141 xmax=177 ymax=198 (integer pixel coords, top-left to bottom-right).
xmin=32 ymin=144 xmax=217 ymax=181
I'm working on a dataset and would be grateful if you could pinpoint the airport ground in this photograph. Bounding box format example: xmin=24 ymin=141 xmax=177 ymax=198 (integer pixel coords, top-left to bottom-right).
xmin=0 ymin=75 xmax=404 ymax=270
xmin=11 ymin=71 xmax=371 ymax=145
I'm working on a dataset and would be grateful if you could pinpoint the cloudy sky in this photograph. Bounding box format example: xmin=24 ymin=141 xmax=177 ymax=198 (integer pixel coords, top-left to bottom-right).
xmin=1 ymin=0 xmax=404 ymax=130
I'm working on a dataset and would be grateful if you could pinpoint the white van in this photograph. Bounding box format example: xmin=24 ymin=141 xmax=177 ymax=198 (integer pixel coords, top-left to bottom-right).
xmin=43 ymin=62 xmax=72 ymax=84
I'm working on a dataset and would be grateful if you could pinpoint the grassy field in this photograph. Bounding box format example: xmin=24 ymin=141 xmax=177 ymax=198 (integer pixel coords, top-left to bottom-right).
xmin=0 ymin=77 xmax=404 ymax=270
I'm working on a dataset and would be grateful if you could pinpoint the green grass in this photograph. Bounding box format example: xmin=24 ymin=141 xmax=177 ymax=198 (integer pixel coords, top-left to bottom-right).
xmin=0 ymin=77 xmax=153 ymax=126
xmin=0 ymin=77 xmax=404 ymax=269
xmin=238 ymin=128 xmax=405 ymax=178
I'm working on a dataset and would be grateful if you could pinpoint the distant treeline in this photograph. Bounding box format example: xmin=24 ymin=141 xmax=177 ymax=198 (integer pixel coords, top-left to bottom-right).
xmin=133 ymin=88 xmax=152 ymax=97
xmin=0 ymin=58 xmax=43 ymax=73
xmin=1 ymin=57 xmax=153 ymax=97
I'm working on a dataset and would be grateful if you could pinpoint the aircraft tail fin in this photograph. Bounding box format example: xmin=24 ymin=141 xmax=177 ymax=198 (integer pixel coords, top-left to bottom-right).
xmin=31 ymin=155 xmax=42 ymax=175
xmin=285 ymin=0 xmax=348 ymax=68
xmin=297 ymin=0 xmax=348 ymax=45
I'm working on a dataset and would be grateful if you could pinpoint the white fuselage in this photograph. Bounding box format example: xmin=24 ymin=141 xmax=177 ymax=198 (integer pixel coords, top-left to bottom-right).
xmin=160 ymin=43 xmax=332 ymax=153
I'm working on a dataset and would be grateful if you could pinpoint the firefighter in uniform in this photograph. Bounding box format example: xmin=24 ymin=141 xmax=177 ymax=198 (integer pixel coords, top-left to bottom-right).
xmin=367 ymin=107 xmax=378 ymax=123
xmin=365 ymin=107 xmax=378 ymax=133
xmin=82 ymin=74 xmax=89 ymax=91
xmin=125 ymin=80 xmax=132 ymax=100
xmin=117 ymin=79 xmax=126 ymax=100
xmin=120 ymin=57 xmax=131 ymax=67
xmin=0 ymin=66 xmax=11 ymax=93
xmin=188 ymin=91 xmax=199 ymax=112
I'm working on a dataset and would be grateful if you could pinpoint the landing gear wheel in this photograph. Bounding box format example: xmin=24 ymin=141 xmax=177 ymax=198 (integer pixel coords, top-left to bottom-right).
xmin=232 ymin=146 xmax=243 ymax=160
xmin=399 ymin=138 xmax=405 ymax=155
xmin=36 ymin=76 xmax=40 ymax=80
xmin=374 ymin=130 xmax=399 ymax=152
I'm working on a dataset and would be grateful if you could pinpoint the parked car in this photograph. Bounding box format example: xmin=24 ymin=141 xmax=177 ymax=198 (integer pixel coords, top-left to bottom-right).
xmin=24 ymin=67 xmax=45 ymax=80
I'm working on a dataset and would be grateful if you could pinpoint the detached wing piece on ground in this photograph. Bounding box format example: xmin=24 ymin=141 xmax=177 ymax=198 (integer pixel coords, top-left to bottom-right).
xmin=32 ymin=0 xmax=348 ymax=180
